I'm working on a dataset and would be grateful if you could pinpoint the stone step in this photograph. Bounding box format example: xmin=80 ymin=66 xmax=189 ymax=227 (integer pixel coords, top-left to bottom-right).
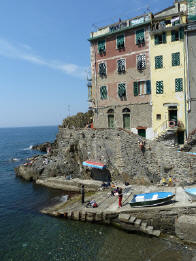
xmin=151 ymin=230 xmax=161 ymax=237
xmin=141 ymin=222 xmax=147 ymax=230
xmin=118 ymin=213 xmax=131 ymax=223
xmin=145 ymin=225 xmax=154 ymax=234
xmin=134 ymin=219 xmax=142 ymax=227
xmin=129 ymin=216 xmax=136 ymax=224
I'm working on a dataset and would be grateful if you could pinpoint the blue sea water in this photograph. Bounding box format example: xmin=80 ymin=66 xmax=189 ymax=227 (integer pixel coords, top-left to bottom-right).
xmin=0 ymin=126 xmax=195 ymax=261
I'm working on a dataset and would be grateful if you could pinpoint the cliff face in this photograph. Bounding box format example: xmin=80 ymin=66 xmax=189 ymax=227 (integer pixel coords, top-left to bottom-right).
xmin=15 ymin=128 xmax=196 ymax=185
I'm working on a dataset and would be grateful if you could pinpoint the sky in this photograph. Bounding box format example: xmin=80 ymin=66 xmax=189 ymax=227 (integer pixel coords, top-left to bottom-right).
xmin=0 ymin=0 xmax=173 ymax=127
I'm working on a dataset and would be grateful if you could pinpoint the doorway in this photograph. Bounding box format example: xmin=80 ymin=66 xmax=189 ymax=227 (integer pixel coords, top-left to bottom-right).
xmin=138 ymin=129 xmax=146 ymax=138
xmin=168 ymin=106 xmax=177 ymax=125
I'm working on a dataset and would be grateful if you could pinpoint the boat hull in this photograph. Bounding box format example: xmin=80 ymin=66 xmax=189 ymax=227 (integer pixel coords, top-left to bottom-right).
xmin=185 ymin=188 xmax=196 ymax=201
xmin=129 ymin=192 xmax=175 ymax=208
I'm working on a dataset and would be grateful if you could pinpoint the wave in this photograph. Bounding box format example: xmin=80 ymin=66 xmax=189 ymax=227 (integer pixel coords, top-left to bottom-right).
xmin=10 ymin=158 xmax=21 ymax=162
xmin=23 ymin=145 xmax=33 ymax=151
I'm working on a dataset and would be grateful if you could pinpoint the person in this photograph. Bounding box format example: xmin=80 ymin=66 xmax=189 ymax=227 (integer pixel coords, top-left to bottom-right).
xmin=168 ymin=176 xmax=173 ymax=187
xmin=81 ymin=185 xmax=85 ymax=204
xmin=118 ymin=188 xmax=123 ymax=208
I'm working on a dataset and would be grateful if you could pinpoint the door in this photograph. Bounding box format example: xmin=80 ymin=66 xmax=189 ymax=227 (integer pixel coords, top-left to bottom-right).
xmin=108 ymin=115 xmax=114 ymax=128
xmin=123 ymin=114 xmax=130 ymax=129
xmin=138 ymin=129 xmax=146 ymax=138
xmin=169 ymin=108 xmax=177 ymax=125
xmin=177 ymin=131 xmax=184 ymax=144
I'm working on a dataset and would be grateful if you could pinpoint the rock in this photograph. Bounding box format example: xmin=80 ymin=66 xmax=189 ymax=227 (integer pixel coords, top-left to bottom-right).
xmin=15 ymin=128 xmax=196 ymax=186
xmin=175 ymin=215 xmax=196 ymax=243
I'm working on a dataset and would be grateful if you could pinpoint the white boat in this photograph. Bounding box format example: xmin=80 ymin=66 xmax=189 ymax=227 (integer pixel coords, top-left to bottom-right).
xmin=185 ymin=188 xmax=196 ymax=201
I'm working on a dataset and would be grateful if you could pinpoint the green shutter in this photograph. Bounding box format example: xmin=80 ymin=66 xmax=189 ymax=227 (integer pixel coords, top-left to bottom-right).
xmin=156 ymin=81 xmax=164 ymax=94
xmin=146 ymin=80 xmax=151 ymax=94
xmin=175 ymin=78 xmax=183 ymax=92
xmin=100 ymin=86 xmax=107 ymax=99
xmin=136 ymin=29 xmax=144 ymax=45
xmin=179 ymin=27 xmax=184 ymax=39
xmin=155 ymin=56 xmax=163 ymax=69
xmin=172 ymin=52 xmax=180 ymax=66
xmin=154 ymin=35 xmax=159 ymax=45
xmin=98 ymin=39 xmax=105 ymax=53
xmin=134 ymin=82 xmax=139 ymax=96
xmin=118 ymin=83 xmax=126 ymax=98
xmin=171 ymin=30 xmax=176 ymax=41
xmin=117 ymin=35 xmax=124 ymax=49
xmin=162 ymin=32 xmax=166 ymax=43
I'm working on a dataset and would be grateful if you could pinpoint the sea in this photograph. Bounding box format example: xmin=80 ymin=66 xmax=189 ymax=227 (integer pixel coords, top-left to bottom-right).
xmin=0 ymin=126 xmax=195 ymax=261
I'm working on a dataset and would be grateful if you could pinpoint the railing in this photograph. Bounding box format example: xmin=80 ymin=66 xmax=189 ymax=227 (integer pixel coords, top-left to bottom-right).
xmin=154 ymin=120 xmax=178 ymax=138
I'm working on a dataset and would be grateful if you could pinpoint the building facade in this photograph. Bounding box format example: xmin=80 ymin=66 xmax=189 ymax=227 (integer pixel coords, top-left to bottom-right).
xmin=186 ymin=0 xmax=196 ymax=135
xmin=89 ymin=14 xmax=153 ymax=139
xmin=150 ymin=1 xmax=188 ymax=144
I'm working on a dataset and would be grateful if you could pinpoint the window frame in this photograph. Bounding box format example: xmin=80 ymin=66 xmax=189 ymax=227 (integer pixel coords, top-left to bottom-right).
xmin=137 ymin=54 xmax=146 ymax=71
xmin=98 ymin=61 xmax=107 ymax=77
xmin=155 ymin=55 xmax=163 ymax=69
xmin=117 ymin=58 xmax=126 ymax=73
xmin=98 ymin=39 xmax=106 ymax=54
xmin=135 ymin=28 xmax=145 ymax=45
xmin=175 ymin=78 xmax=183 ymax=92
xmin=118 ymin=82 xmax=127 ymax=100
xmin=156 ymin=81 xmax=164 ymax=94
xmin=172 ymin=52 xmax=180 ymax=67
xmin=116 ymin=34 xmax=125 ymax=49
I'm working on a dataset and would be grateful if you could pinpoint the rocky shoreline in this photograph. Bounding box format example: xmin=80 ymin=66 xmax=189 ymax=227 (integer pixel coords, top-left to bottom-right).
xmin=15 ymin=127 xmax=196 ymax=245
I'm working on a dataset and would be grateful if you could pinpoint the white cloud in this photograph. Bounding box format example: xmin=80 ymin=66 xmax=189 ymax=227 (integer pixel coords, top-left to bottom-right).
xmin=0 ymin=38 xmax=87 ymax=78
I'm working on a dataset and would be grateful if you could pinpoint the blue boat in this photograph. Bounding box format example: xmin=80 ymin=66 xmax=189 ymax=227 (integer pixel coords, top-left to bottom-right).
xmin=185 ymin=188 xmax=196 ymax=201
xmin=129 ymin=192 xmax=175 ymax=207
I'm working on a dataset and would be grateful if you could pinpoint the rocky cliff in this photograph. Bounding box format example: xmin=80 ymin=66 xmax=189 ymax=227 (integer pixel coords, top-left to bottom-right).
xmin=15 ymin=127 xmax=196 ymax=185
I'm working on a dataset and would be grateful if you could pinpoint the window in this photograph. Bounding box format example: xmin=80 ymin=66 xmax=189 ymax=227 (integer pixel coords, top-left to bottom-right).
xmin=172 ymin=52 xmax=180 ymax=66
xmin=154 ymin=32 xmax=166 ymax=45
xmin=117 ymin=35 xmax=125 ymax=49
xmin=175 ymin=78 xmax=183 ymax=92
xmin=107 ymin=109 xmax=114 ymax=128
xmin=155 ymin=56 xmax=163 ymax=69
xmin=156 ymin=81 xmax=164 ymax=94
xmin=98 ymin=39 xmax=106 ymax=54
xmin=137 ymin=54 xmax=146 ymax=70
xmin=136 ymin=29 xmax=145 ymax=45
xmin=118 ymin=83 xmax=126 ymax=100
xmin=133 ymin=80 xmax=151 ymax=96
xmin=99 ymin=62 xmax=106 ymax=76
xmin=171 ymin=28 xmax=184 ymax=42
xmin=117 ymin=59 xmax=126 ymax=73
xmin=156 ymin=114 xmax=161 ymax=120
xmin=100 ymin=86 xmax=107 ymax=100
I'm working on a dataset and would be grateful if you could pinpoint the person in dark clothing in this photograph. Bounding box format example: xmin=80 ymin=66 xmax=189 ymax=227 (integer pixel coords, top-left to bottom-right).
xmin=81 ymin=185 xmax=85 ymax=204
xmin=118 ymin=188 xmax=123 ymax=207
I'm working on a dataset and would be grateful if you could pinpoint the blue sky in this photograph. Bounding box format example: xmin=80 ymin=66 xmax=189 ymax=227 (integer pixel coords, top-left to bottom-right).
xmin=0 ymin=0 xmax=173 ymax=127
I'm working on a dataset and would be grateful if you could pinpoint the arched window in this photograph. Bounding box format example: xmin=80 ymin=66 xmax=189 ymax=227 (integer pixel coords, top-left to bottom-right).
xmin=107 ymin=109 xmax=114 ymax=114
xmin=107 ymin=109 xmax=114 ymax=128
xmin=122 ymin=108 xmax=130 ymax=113
xmin=122 ymin=108 xmax=130 ymax=129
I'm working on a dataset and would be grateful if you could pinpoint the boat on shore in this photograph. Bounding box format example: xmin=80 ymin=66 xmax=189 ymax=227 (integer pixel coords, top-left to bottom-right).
xmin=129 ymin=192 xmax=175 ymax=207
xmin=184 ymin=188 xmax=196 ymax=201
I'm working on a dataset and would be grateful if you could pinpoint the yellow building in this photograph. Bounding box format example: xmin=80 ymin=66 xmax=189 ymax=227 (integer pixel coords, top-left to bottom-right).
xmin=150 ymin=1 xmax=187 ymax=144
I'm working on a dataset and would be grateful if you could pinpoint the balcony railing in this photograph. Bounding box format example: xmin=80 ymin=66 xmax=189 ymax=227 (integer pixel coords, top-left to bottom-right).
xmin=154 ymin=120 xmax=180 ymax=138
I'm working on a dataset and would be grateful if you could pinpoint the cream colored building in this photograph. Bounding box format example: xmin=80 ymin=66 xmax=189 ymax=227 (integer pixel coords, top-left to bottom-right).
xmin=150 ymin=1 xmax=187 ymax=144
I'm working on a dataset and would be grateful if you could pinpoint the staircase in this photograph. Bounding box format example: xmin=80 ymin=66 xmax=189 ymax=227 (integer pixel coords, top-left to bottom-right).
xmin=118 ymin=213 xmax=161 ymax=237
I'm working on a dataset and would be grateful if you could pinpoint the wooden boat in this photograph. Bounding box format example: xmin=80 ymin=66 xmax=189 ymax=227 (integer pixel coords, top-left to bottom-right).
xmin=184 ymin=188 xmax=196 ymax=201
xmin=129 ymin=192 xmax=175 ymax=207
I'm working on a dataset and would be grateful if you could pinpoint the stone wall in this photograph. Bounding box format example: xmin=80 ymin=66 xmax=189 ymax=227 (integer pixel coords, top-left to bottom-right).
xmin=16 ymin=128 xmax=196 ymax=185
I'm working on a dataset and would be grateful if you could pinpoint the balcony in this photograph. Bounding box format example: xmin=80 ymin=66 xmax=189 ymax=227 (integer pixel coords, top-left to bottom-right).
xmin=151 ymin=16 xmax=185 ymax=34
